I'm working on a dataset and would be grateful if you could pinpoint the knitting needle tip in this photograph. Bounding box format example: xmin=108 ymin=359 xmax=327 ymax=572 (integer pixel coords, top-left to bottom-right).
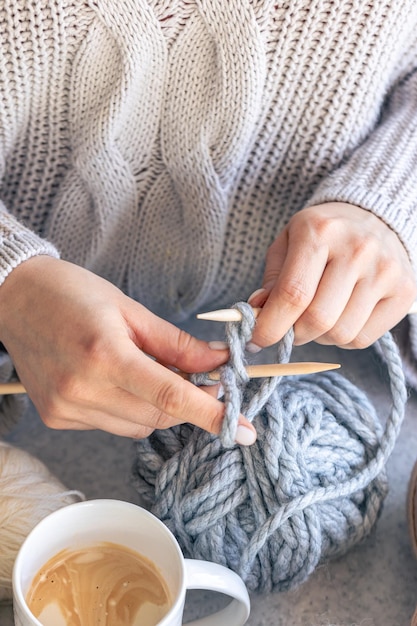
xmin=197 ymin=307 xmax=262 ymax=322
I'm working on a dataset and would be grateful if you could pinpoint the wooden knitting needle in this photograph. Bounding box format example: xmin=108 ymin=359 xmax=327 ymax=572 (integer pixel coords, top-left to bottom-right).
xmin=203 ymin=362 xmax=340 ymax=381
xmin=198 ymin=301 xmax=417 ymax=322
xmin=0 ymin=361 xmax=341 ymax=396
xmin=0 ymin=382 xmax=27 ymax=394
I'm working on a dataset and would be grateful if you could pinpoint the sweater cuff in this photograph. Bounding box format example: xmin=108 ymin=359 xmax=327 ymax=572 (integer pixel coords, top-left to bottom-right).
xmin=0 ymin=210 xmax=60 ymax=286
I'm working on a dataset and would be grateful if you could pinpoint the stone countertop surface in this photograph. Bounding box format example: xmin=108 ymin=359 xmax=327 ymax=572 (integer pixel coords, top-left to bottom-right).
xmin=1 ymin=320 xmax=417 ymax=626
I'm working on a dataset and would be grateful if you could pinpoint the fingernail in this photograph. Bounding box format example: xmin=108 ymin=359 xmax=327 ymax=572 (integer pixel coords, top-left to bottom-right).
xmin=248 ymin=288 xmax=267 ymax=305
xmin=217 ymin=384 xmax=224 ymax=399
xmin=208 ymin=341 xmax=229 ymax=351
xmin=235 ymin=423 xmax=257 ymax=446
xmin=246 ymin=342 xmax=262 ymax=354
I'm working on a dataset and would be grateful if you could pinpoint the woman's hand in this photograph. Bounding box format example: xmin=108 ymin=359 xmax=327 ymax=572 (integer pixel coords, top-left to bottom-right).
xmin=249 ymin=202 xmax=417 ymax=350
xmin=0 ymin=256 xmax=256 ymax=443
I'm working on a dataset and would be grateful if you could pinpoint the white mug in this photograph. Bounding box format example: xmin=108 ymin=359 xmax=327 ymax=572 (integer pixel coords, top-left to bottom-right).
xmin=12 ymin=499 xmax=250 ymax=626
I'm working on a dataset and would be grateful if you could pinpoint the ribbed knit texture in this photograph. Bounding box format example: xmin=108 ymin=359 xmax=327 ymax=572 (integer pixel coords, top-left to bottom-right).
xmin=1 ymin=1 xmax=417 ymax=376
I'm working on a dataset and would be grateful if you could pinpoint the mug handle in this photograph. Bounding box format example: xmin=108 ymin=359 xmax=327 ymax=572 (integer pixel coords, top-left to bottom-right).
xmin=183 ymin=559 xmax=250 ymax=626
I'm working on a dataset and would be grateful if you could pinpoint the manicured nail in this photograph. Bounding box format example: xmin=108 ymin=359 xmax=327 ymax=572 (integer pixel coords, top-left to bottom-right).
xmin=248 ymin=287 xmax=268 ymax=307
xmin=208 ymin=341 xmax=229 ymax=351
xmin=235 ymin=423 xmax=257 ymax=446
xmin=246 ymin=342 xmax=262 ymax=354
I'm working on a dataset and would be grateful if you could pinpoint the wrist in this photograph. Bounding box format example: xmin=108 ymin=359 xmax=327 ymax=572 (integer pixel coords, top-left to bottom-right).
xmin=0 ymin=255 xmax=58 ymax=337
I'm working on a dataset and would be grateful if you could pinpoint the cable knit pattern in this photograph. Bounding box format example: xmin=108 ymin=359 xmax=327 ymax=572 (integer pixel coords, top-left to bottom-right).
xmin=1 ymin=1 xmax=417 ymax=375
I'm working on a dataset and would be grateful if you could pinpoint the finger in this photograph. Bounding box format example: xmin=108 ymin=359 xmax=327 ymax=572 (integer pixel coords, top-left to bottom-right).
xmin=313 ymin=285 xmax=376 ymax=348
xmin=251 ymin=230 xmax=329 ymax=348
xmin=42 ymin=379 xmax=224 ymax=439
xmin=124 ymin=301 xmax=229 ymax=373
xmin=38 ymin=374 xmax=186 ymax=438
xmin=313 ymin=261 xmax=415 ymax=348
xmin=292 ymin=256 xmax=360 ymax=345
xmin=111 ymin=348 xmax=257 ymax=444
xmin=351 ymin=295 xmax=414 ymax=349
xmin=38 ymin=362 xmax=213 ymax=434
xmin=316 ymin=290 xmax=411 ymax=349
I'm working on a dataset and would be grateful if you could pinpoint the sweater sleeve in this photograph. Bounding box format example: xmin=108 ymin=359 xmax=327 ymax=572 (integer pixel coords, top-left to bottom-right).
xmin=305 ymin=67 xmax=417 ymax=388
xmin=0 ymin=206 xmax=59 ymax=285
xmin=306 ymin=66 xmax=417 ymax=275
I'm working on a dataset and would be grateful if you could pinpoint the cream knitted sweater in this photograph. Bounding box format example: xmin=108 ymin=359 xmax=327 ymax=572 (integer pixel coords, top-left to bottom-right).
xmin=1 ymin=1 xmax=417 ymax=381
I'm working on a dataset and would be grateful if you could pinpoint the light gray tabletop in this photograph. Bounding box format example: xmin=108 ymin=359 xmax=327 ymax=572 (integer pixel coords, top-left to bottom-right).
xmin=1 ymin=320 xmax=417 ymax=626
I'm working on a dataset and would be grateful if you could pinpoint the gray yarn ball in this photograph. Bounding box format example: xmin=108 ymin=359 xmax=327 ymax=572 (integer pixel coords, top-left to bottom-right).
xmin=131 ymin=304 xmax=406 ymax=593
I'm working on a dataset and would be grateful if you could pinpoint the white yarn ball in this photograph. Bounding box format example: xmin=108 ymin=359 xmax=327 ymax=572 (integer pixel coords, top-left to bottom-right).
xmin=0 ymin=441 xmax=84 ymax=603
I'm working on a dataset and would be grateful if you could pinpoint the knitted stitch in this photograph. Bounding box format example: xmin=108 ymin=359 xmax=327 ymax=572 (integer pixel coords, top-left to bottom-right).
xmin=131 ymin=304 xmax=407 ymax=592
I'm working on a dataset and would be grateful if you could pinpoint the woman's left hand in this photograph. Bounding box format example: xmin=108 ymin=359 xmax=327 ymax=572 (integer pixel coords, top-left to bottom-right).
xmin=249 ymin=202 xmax=417 ymax=350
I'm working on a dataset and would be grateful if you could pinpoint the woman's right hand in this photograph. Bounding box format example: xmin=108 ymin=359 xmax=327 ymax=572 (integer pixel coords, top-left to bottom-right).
xmin=0 ymin=256 xmax=256 ymax=444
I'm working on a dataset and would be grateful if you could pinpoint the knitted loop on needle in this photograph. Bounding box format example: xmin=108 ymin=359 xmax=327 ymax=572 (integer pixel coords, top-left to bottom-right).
xmin=191 ymin=301 xmax=263 ymax=447
xmin=131 ymin=303 xmax=407 ymax=592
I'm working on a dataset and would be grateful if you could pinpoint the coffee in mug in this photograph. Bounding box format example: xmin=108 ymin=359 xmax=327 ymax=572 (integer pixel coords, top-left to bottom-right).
xmin=13 ymin=499 xmax=250 ymax=626
xmin=26 ymin=541 xmax=172 ymax=626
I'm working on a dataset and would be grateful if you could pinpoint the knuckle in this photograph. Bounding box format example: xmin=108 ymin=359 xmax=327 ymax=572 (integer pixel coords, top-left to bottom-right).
xmin=292 ymin=209 xmax=333 ymax=242
xmin=374 ymin=255 xmax=401 ymax=285
xmin=154 ymin=379 xmax=185 ymax=417
xmin=305 ymin=213 xmax=332 ymax=239
xmin=280 ymin=278 xmax=312 ymax=310
xmin=176 ymin=329 xmax=194 ymax=354
xmin=328 ymin=325 xmax=356 ymax=347
xmin=303 ymin=306 xmax=336 ymax=336
xmin=130 ymin=424 xmax=155 ymax=440
xmin=348 ymin=332 xmax=373 ymax=350
xmin=171 ymin=330 xmax=194 ymax=368
xmin=351 ymin=236 xmax=379 ymax=263
xmin=329 ymin=326 xmax=372 ymax=349
xmin=255 ymin=331 xmax=280 ymax=348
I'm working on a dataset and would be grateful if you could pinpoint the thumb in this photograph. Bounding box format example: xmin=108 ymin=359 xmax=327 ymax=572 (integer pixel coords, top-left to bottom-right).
xmin=124 ymin=299 xmax=229 ymax=373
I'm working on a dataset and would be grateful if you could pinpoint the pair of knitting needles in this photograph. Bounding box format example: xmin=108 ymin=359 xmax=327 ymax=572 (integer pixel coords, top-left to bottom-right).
xmin=0 ymin=306 xmax=341 ymax=397
xmin=1 ymin=301 xmax=416 ymax=395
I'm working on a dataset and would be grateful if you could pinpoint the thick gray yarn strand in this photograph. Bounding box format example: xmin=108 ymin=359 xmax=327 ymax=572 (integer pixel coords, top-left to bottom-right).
xmin=131 ymin=303 xmax=407 ymax=592
xmin=192 ymin=302 xmax=294 ymax=447
xmin=191 ymin=302 xmax=257 ymax=447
